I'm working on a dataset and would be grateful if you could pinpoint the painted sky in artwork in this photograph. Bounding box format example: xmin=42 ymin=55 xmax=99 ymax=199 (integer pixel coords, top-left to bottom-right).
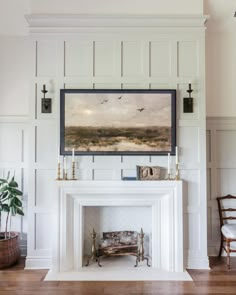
xmin=65 ymin=93 xmax=172 ymax=128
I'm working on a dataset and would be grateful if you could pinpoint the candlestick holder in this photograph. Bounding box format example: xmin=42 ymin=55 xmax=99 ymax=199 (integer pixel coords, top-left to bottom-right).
xmin=71 ymin=161 xmax=77 ymax=180
xmin=166 ymin=173 xmax=171 ymax=180
xmin=175 ymin=163 xmax=180 ymax=180
xmin=56 ymin=163 xmax=62 ymax=180
xmin=63 ymin=170 xmax=68 ymax=180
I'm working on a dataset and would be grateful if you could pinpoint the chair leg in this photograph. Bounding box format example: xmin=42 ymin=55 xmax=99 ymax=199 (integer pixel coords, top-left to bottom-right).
xmin=218 ymin=235 xmax=223 ymax=257
xmin=226 ymin=239 xmax=230 ymax=270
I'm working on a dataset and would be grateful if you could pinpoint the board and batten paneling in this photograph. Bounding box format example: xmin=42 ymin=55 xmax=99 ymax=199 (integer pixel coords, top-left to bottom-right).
xmin=207 ymin=117 xmax=236 ymax=256
xmin=0 ymin=118 xmax=28 ymax=255
xmin=25 ymin=15 xmax=208 ymax=269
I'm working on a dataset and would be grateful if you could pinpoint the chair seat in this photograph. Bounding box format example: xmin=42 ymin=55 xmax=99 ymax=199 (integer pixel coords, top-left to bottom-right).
xmin=221 ymin=224 xmax=236 ymax=239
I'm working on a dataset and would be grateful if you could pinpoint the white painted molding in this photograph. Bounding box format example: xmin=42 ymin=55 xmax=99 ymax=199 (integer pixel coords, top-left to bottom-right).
xmin=25 ymin=14 xmax=209 ymax=33
xmin=0 ymin=115 xmax=29 ymax=123
xmin=25 ymin=256 xmax=51 ymax=269
xmin=187 ymin=258 xmax=210 ymax=270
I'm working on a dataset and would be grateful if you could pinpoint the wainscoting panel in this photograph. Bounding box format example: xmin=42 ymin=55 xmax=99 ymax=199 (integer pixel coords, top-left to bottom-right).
xmin=65 ymin=41 xmax=93 ymax=77
xmin=36 ymin=122 xmax=57 ymax=166
xmin=150 ymin=41 xmax=171 ymax=77
xmin=207 ymin=117 xmax=236 ymax=256
xmin=35 ymin=212 xmax=52 ymax=250
xmin=36 ymin=40 xmax=58 ymax=77
xmin=94 ymin=41 xmax=120 ymax=77
xmin=35 ymin=169 xmax=56 ymax=207
xmin=0 ymin=119 xmax=28 ymax=256
xmin=177 ymin=41 xmax=198 ymax=77
xmin=26 ymin=16 xmax=208 ymax=269
xmin=122 ymin=41 xmax=147 ymax=77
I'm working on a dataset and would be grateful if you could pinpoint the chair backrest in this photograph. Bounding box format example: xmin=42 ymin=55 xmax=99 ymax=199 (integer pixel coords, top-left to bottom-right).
xmin=217 ymin=194 xmax=236 ymax=227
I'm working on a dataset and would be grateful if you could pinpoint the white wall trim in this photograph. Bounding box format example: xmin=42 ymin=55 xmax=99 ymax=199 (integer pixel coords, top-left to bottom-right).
xmin=25 ymin=256 xmax=51 ymax=269
xmin=0 ymin=115 xmax=29 ymax=123
xmin=25 ymin=14 xmax=209 ymax=33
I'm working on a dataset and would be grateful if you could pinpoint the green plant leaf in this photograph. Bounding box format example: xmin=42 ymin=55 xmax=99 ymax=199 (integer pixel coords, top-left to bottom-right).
xmin=0 ymin=191 xmax=8 ymax=200
xmin=9 ymin=177 xmax=18 ymax=188
xmin=11 ymin=206 xmax=16 ymax=216
xmin=13 ymin=197 xmax=22 ymax=207
xmin=0 ymin=184 xmax=9 ymax=193
xmin=2 ymin=204 xmax=10 ymax=212
xmin=16 ymin=208 xmax=24 ymax=216
xmin=8 ymin=187 xmax=23 ymax=196
xmin=0 ymin=179 xmax=8 ymax=184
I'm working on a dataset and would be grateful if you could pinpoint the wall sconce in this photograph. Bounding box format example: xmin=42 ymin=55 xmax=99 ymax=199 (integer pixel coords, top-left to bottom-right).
xmin=41 ymin=84 xmax=52 ymax=113
xmin=183 ymin=82 xmax=193 ymax=113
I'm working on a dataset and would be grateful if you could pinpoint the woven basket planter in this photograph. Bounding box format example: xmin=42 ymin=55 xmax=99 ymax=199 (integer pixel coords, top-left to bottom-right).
xmin=0 ymin=232 xmax=20 ymax=269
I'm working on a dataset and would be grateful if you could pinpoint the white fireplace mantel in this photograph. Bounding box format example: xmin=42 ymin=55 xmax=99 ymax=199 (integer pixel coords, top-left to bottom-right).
xmin=50 ymin=180 xmax=184 ymax=279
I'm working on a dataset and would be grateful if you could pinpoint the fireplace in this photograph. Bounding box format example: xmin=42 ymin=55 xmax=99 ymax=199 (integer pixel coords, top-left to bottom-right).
xmin=48 ymin=180 xmax=187 ymax=280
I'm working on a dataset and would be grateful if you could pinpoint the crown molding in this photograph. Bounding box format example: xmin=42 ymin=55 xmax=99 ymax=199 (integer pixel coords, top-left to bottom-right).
xmin=25 ymin=14 xmax=209 ymax=33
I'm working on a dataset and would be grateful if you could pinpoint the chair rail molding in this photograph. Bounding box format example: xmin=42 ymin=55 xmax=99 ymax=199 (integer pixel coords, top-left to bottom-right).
xmin=25 ymin=14 xmax=209 ymax=34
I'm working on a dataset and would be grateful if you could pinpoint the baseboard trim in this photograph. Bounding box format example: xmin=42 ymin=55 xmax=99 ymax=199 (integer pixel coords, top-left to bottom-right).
xmin=25 ymin=256 xmax=51 ymax=269
xmin=187 ymin=257 xmax=210 ymax=269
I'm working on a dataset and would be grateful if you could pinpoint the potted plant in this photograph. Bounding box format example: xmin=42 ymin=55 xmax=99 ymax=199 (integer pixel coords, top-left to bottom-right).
xmin=0 ymin=173 xmax=24 ymax=268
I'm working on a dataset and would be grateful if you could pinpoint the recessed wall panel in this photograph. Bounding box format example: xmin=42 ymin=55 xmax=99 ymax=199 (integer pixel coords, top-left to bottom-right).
xmin=36 ymin=123 xmax=57 ymax=165
xmin=180 ymin=169 xmax=200 ymax=208
xmin=216 ymin=168 xmax=236 ymax=196
xmin=216 ymin=130 xmax=236 ymax=167
xmin=150 ymin=41 xmax=171 ymax=77
xmin=94 ymin=41 xmax=117 ymax=77
xmin=65 ymin=41 xmax=93 ymax=77
xmin=35 ymin=213 xmax=52 ymax=250
xmin=0 ymin=125 xmax=23 ymax=162
xmin=37 ymin=41 xmax=58 ymax=77
xmin=177 ymin=41 xmax=198 ymax=77
xmin=36 ymin=169 xmax=55 ymax=207
xmin=93 ymin=169 xmax=114 ymax=180
xmin=122 ymin=41 xmax=144 ymax=77
xmin=178 ymin=126 xmax=199 ymax=166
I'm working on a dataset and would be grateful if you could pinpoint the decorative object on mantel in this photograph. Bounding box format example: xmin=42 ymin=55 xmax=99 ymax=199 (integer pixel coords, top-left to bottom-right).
xmin=0 ymin=173 xmax=24 ymax=269
xmin=56 ymin=148 xmax=77 ymax=180
xmin=85 ymin=228 xmax=100 ymax=267
xmin=183 ymin=81 xmax=193 ymax=113
xmin=175 ymin=146 xmax=180 ymax=180
xmin=41 ymin=84 xmax=52 ymax=113
xmin=137 ymin=166 xmax=161 ymax=181
xmin=60 ymin=89 xmax=176 ymax=155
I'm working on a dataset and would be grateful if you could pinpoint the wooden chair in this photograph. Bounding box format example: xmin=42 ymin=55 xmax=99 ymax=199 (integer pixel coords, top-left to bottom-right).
xmin=217 ymin=194 xmax=236 ymax=269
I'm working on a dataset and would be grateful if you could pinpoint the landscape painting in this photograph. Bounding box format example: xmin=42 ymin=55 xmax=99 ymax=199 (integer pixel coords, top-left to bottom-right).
xmin=60 ymin=89 xmax=176 ymax=155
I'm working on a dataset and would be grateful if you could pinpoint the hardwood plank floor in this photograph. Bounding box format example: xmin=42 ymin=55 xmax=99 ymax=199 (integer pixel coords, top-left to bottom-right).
xmin=0 ymin=257 xmax=236 ymax=294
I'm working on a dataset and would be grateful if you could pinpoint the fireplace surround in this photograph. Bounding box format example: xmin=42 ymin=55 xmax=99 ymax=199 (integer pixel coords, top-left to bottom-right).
xmin=48 ymin=180 xmax=184 ymax=280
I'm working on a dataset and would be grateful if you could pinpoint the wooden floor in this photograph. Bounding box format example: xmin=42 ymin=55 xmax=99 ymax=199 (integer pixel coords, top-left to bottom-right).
xmin=1 ymin=257 xmax=236 ymax=294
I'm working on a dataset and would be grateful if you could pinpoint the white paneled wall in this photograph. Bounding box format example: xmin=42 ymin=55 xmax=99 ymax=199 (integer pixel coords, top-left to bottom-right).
xmin=0 ymin=118 xmax=28 ymax=255
xmin=25 ymin=15 xmax=208 ymax=269
xmin=207 ymin=117 xmax=236 ymax=256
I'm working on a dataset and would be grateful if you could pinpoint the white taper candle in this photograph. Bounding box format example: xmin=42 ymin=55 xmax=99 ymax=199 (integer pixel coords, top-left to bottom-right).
xmin=167 ymin=153 xmax=170 ymax=174
xmin=72 ymin=148 xmax=75 ymax=162
xmin=175 ymin=146 xmax=178 ymax=164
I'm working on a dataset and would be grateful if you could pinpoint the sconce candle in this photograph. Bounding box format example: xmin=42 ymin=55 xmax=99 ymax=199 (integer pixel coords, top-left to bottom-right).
xmin=64 ymin=156 xmax=67 ymax=172
xmin=72 ymin=148 xmax=75 ymax=162
xmin=175 ymin=146 xmax=178 ymax=164
xmin=167 ymin=153 xmax=170 ymax=174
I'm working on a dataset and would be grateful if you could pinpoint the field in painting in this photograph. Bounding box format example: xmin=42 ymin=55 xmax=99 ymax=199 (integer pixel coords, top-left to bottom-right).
xmin=64 ymin=126 xmax=171 ymax=152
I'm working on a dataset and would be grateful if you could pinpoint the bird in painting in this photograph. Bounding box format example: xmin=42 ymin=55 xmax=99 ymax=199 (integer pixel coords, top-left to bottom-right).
xmin=137 ymin=108 xmax=145 ymax=112
xmin=117 ymin=96 xmax=122 ymax=100
xmin=100 ymin=99 xmax=108 ymax=104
